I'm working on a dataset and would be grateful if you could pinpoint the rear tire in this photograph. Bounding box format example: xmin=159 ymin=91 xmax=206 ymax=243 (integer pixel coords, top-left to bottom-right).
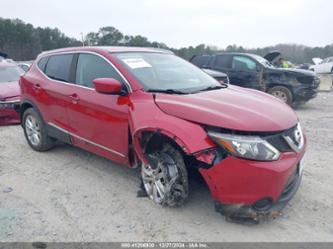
xmin=141 ymin=143 xmax=189 ymax=207
xmin=268 ymin=86 xmax=293 ymax=106
xmin=22 ymin=108 xmax=54 ymax=151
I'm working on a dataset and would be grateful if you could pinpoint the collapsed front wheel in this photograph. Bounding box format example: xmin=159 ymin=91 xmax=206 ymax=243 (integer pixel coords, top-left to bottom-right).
xmin=141 ymin=143 xmax=189 ymax=207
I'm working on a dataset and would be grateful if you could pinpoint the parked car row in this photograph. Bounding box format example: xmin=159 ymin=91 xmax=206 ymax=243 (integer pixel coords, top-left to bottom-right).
xmin=0 ymin=63 xmax=23 ymax=125
xmin=191 ymin=52 xmax=320 ymax=106
xmin=14 ymin=46 xmax=307 ymax=223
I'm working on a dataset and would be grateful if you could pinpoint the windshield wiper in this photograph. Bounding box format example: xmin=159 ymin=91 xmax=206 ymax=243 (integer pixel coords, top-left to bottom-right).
xmin=147 ymin=89 xmax=188 ymax=94
xmin=195 ymin=85 xmax=227 ymax=92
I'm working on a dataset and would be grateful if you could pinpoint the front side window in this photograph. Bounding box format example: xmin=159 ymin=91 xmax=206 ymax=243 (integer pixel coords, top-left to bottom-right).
xmin=45 ymin=54 xmax=73 ymax=82
xmin=114 ymin=52 xmax=220 ymax=93
xmin=0 ymin=65 xmax=24 ymax=83
xmin=75 ymin=53 xmax=123 ymax=88
xmin=232 ymin=56 xmax=257 ymax=71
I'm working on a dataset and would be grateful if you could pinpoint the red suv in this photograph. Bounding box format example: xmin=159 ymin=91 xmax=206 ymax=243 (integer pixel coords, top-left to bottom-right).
xmin=20 ymin=47 xmax=306 ymax=223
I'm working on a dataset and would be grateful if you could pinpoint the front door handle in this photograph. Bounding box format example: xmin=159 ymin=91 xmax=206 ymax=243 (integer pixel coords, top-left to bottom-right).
xmin=69 ymin=94 xmax=80 ymax=104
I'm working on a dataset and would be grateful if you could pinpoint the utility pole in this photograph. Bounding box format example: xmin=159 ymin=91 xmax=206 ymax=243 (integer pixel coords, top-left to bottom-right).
xmin=80 ymin=32 xmax=85 ymax=47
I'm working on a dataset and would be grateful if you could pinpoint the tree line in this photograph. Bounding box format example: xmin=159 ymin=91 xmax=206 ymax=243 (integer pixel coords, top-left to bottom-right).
xmin=1 ymin=17 xmax=333 ymax=64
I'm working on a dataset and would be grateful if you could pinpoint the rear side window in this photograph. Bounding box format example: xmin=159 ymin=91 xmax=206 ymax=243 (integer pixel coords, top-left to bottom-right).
xmin=37 ymin=57 xmax=48 ymax=72
xmin=214 ymin=55 xmax=232 ymax=69
xmin=75 ymin=53 xmax=122 ymax=88
xmin=191 ymin=55 xmax=211 ymax=67
xmin=45 ymin=54 xmax=73 ymax=82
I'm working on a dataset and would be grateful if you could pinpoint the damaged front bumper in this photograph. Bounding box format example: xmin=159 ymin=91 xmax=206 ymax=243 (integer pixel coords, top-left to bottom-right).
xmin=215 ymin=165 xmax=302 ymax=224
xmin=0 ymin=100 xmax=20 ymax=125
xmin=199 ymin=147 xmax=305 ymax=224
xmin=293 ymin=86 xmax=318 ymax=102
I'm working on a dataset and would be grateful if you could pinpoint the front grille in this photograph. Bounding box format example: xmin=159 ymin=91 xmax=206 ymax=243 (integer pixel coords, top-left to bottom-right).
xmin=297 ymin=76 xmax=320 ymax=89
xmin=313 ymin=77 xmax=320 ymax=88
xmin=296 ymin=76 xmax=314 ymax=84
xmin=264 ymin=125 xmax=297 ymax=152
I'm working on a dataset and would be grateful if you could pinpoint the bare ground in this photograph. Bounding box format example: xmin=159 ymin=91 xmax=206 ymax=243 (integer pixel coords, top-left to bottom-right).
xmin=0 ymin=92 xmax=333 ymax=242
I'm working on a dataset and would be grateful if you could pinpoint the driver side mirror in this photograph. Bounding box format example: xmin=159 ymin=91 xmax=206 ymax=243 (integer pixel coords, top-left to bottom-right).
xmin=256 ymin=64 xmax=262 ymax=72
xmin=93 ymin=78 xmax=123 ymax=95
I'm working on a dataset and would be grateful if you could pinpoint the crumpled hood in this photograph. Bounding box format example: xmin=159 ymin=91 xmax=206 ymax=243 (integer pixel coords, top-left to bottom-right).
xmin=268 ymin=67 xmax=316 ymax=77
xmin=0 ymin=81 xmax=20 ymax=101
xmin=155 ymin=86 xmax=298 ymax=132
xmin=281 ymin=68 xmax=316 ymax=76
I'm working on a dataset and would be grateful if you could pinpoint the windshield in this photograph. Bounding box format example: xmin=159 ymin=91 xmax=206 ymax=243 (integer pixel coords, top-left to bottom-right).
xmin=114 ymin=52 xmax=221 ymax=93
xmin=0 ymin=65 xmax=24 ymax=83
xmin=251 ymin=54 xmax=275 ymax=68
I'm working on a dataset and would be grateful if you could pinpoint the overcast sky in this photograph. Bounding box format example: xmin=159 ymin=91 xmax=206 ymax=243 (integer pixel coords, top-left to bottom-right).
xmin=1 ymin=0 xmax=332 ymax=49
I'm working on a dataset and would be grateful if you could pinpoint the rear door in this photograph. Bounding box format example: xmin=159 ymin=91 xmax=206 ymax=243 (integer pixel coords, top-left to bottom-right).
xmin=40 ymin=54 xmax=75 ymax=129
xmin=211 ymin=54 xmax=232 ymax=77
xmin=66 ymin=52 xmax=130 ymax=164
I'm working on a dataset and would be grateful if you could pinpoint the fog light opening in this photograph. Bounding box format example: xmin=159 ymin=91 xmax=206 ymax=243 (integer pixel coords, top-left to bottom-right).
xmin=253 ymin=198 xmax=273 ymax=211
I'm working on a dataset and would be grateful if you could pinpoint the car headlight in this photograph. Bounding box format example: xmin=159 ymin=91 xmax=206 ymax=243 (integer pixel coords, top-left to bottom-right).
xmin=207 ymin=131 xmax=280 ymax=161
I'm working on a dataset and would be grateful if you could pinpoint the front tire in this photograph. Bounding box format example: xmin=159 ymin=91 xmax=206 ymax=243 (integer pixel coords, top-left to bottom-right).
xmin=22 ymin=108 xmax=54 ymax=151
xmin=268 ymin=86 xmax=293 ymax=106
xmin=141 ymin=143 xmax=189 ymax=207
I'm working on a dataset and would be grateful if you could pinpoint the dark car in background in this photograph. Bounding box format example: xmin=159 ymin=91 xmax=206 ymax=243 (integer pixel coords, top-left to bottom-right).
xmin=190 ymin=53 xmax=320 ymax=106
xmin=202 ymin=68 xmax=229 ymax=84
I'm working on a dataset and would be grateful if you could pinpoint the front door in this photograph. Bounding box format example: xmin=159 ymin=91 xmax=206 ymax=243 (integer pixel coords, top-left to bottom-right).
xmin=228 ymin=55 xmax=261 ymax=90
xmin=66 ymin=53 xmax=130 ymax=164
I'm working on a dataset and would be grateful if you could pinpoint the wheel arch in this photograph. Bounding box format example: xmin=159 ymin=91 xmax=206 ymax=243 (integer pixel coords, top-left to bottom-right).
xmin=132 ymin=127 xmax=191 ymax=165
xmin=20 ymin=100 xmax=44 ymax=125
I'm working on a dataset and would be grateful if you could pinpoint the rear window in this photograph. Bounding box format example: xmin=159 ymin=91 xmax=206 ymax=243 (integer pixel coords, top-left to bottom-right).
xmin=45 ymin=54 xmax=73 ymax=82
xmin=214 ymin=55 xmax=232 ymax=69
xmin=191 ymin=55 xmax=211 ymax=67
xmin=37 ymin=57 xmax=48 ymax=72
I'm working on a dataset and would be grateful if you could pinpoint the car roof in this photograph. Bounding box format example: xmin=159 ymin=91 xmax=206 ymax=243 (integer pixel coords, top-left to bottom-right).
xmin=215 ymin=52 xmax=259 ymax=57
xmin=39 ymin=46 xmax=173 ymax=57
xmin=195 ymin=52 xmax=260 ymax=58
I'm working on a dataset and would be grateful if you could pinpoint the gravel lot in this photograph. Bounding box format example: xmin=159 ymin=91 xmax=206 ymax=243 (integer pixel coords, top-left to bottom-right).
xmin=1 ymin=91 xmax=333 ymax=242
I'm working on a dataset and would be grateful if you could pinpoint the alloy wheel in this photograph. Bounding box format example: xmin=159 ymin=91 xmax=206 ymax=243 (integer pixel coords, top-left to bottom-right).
xmin=272 ymin=90 xmax=288 ymax=103
xmin=25 ymin=115 xmax=41 ymax=146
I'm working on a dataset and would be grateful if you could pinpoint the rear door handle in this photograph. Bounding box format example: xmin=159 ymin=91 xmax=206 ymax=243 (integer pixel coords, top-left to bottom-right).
xmin=69 ymin=93 xmax=80 ymax=104
xmin=32 ymin=84 xmax=42 ymax=91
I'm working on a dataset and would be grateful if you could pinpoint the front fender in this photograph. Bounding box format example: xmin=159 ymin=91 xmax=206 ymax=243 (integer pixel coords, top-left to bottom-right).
xmin=129 ymin=91 xmax=215 ymax=163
